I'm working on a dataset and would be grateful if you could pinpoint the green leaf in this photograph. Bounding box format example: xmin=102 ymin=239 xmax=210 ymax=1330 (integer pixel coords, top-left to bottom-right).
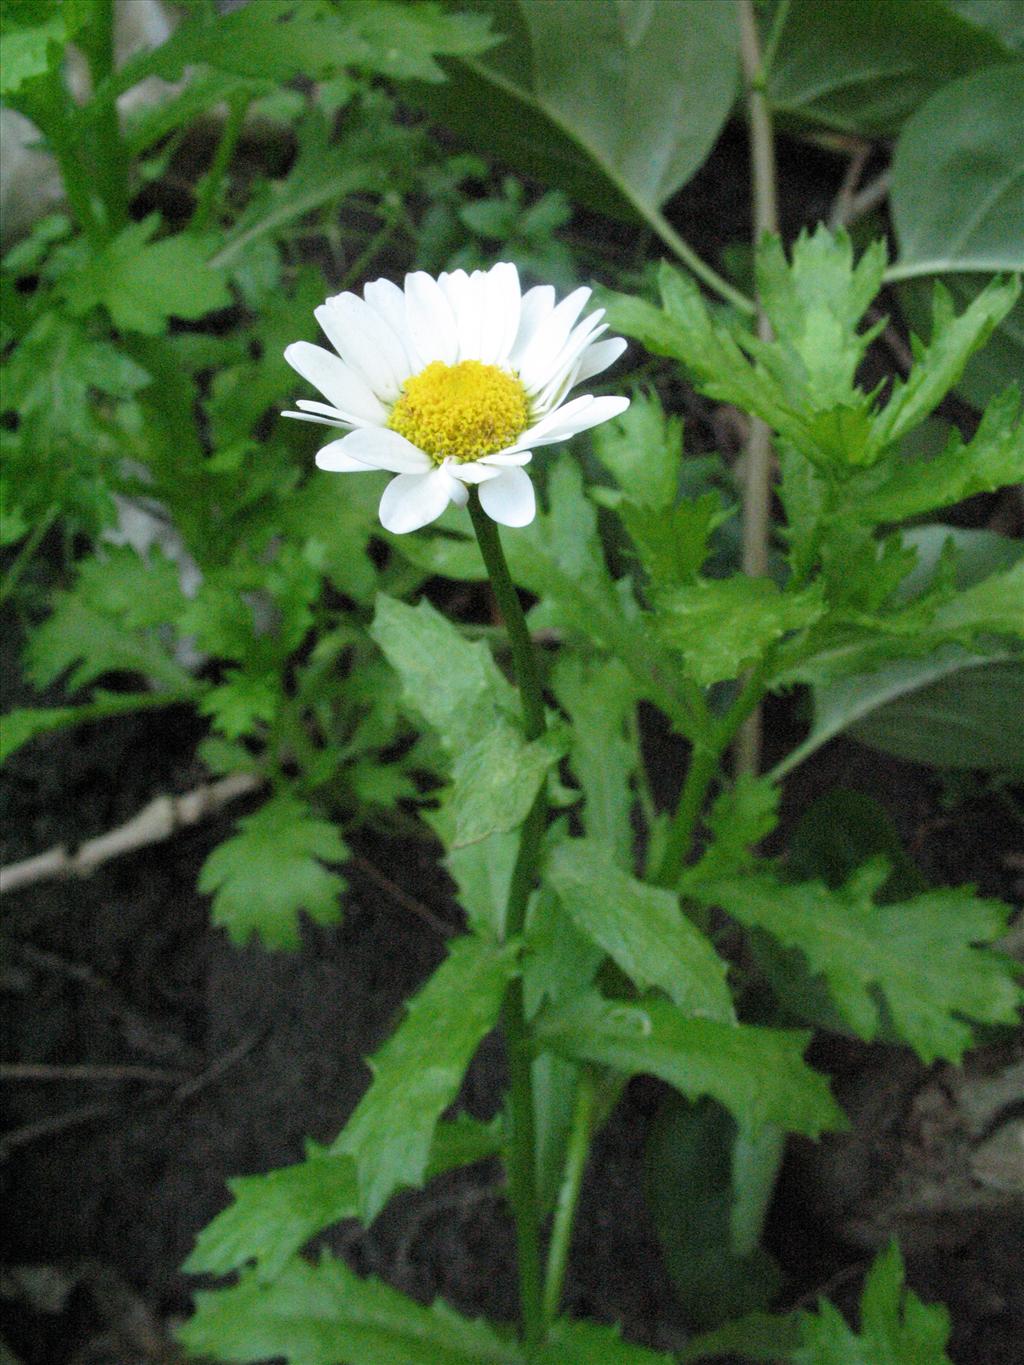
xmin=552 ymin=655 xmax=639 ymax=867
xmin=199 ymin=669 xmax=280 ymax=740
xmin=591 ymin=389 xmax=683 ymax=511
xmin=370 ymin=595 xmax=517 ymax=752
xmin=535 ymin=992 xmax=843 ymax=1137
xmin=645 ymin=1097 xmax=782 ymax=1329
xmin=0 ymin=0 xmax=88 ymax=98
xmin=536 ymin=1318 xmax=675 ymax=1363
xmin=697 ymin=869 xmax=1021 ymax=1063
xmin=65 ymin=217 xmax=231 ymax=335
xmin=890 ymin=64 xmax=1024 ymax=277
xmin=445 ymin=830 xmax=520 ymax=939
xmin=412 ymin=0 xmax=738 ymax=221
xmin=1 ymin=706 xmax=79 ymax=762
xmin=546 ymin=840 xmax=734 ymax=1022
xmin=655 ymin=577 xmax=825 ymax=686
xmin=688 ymin=775 xmax=781 ymax=881
xmin=870 ymin=278 xmax=1021 ymax=448
xmin=853 ymin=385 xmax=1024 ymax=522
xmin=444 ymin=723 xmax=563 ymax=848
xmin=678 ymin=1310 xmax=803 ymax=1362
xmin=793 ymin=1242 xmax=953 ymax=1365
xmin=786 ymin=791 xmax=928 ymax=902
xmin=24 ymin=549 xmax=190 ymax=694
xmin=184 ymin=1115 xmax=501 ymax=1282
xmin=768 ymin=0 xmax=1010 ymax=136
xmin=180 ymin=1255 xmax=523 ymax=1365
xmin=948 ymin=0 xmax=1024 ymax=52
xmin=329 ymin=935 xmax=518 ymax=1222
xmin=198 ymin=793 xmax=348 ymax=949
xmin=109 ymin=0 xmax=498 ymax=96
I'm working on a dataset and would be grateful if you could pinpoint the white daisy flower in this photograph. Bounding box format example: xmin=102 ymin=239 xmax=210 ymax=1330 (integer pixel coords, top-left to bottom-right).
xmin=282 ymin=262 xmax=629 ymax=534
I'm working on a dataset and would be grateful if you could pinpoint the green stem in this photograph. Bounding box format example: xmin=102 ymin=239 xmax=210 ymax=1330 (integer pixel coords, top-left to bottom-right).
xmin=34 ymin=75 xmax=105 ymax=247
xmin=652 ymin=666 xmax=767 ymax=889
xmin=643 ymin=205 xmax=757 ymax=316
xmin=80 ymin=0 xmax=129 ymax=231
xmin=0 ymin=507 xmax=58 ymax=607
xmin=542 ymin=1067 xmax=597 ymax=1326
xmin=468 ymin=493 xmax=545 ymax=1346
xmin=191 ymin=92 xmax=250 ymax=233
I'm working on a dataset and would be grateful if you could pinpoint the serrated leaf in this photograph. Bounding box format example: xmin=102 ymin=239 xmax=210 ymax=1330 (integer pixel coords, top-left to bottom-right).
xmin=24 ymin=549 xmax=190 ymax=694
xmin=688 ymin=774 xmax=781 ymax=881
xmin=793 ymin=1242 xmax=953 ymax=1365
xmin=180 ymin=1255 xmax=523 ymax=1365
xmin=552 ymin=655 xmax=638 ymax=867
xmin=199 ymin=669 xmax=280 ymax=740
xmin=198 ymin=793 xmax=348 ymax=949
xmin=1 ymin=706 xmax=79 ymax=763
xmin=591 ymin=390 xmax=683 ymax=512
xmin=330 ymin=935 xmax=517 ymax=1222
xmin=535 ymin=992 xmax=843 ymax=1137
xmin=870 ymin=277 xmax=1021 ymax=448
xmin=370 ymin=595 xmax=517 ymax=752
xmin=547 ymin=840 xmax=733 ymax=1022
xmin=655 ymin=577 xmax=825 ymax=686
xmin=65 ymin=217 xmax=231 ymax=335
xmin=697 ymin=869 xmax=1021 ymax=1064
xmin=444 ymin=723 xmax=562 ymax=849
xmin=853 ymin=384 xmax=1024 ymax=522
xmin=185 ymin=1115 xmax=501 ymax=1282
xmin=536 ymin=1317 xmax=675 ymax=1363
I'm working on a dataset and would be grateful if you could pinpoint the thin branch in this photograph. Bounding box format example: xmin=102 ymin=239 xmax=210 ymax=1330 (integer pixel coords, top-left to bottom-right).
xmin=1 ymin=1103 xmax=114 ymax=1158
xmin=735 ymin=0 xmax=780 ymax=779
xmin=0 ymin=1063 xmax=191 ymax=1084
xmin=0 ymin=771 xmax=261 ymax=895
xmin=828 ymin=142 xmax=871 ymax=231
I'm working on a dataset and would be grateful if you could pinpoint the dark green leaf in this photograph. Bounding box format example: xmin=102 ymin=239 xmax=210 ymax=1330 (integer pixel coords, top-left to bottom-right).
xmin=536 ymin=1317 xmax=675 ymax=1363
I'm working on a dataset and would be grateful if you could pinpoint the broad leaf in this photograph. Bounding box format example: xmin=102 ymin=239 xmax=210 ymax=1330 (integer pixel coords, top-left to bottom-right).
xmin=180 ymin=1255 xmax=523 ymax=1365
xmin=330 ymin=935 xmax=517 ymax=1222
xmin=768 ymin=0 xmax=1011 ymax=136
xmin=547 ymin=839 xmax=734 ymax=1022
xmin=414 ymin=0 xmax=738 ymax=221
xmin=890 ymin=64 xmax=1024 ymax=277
xmin=697 ymin=868 xmax=1021 ymax=1063
xmin=185 ymin=1115 xmax=501 ymax=1282
xmin=65 ymin=217 xmax=231 ymax=335
xmin=445 ymin=830 xmax=520 ymax=939
xmin=535 ymin=992 xmax=843 ymax=1137
xmin=198 ymin=793 xmax=348 ymax=949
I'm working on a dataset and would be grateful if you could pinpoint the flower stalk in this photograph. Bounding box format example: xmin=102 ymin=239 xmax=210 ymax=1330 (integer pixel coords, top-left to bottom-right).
xmin=468 ymin=491 xmax=546 ymax=1344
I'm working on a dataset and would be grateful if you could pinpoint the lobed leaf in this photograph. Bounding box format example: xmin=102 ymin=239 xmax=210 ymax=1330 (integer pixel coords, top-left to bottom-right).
xmin=198 ymin=793 xmax=348 ymax=949
xmin=696 ymin=869 xmax=1021 ymax=1063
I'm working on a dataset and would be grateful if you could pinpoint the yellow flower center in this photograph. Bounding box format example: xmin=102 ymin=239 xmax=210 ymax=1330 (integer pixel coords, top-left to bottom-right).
xmin=388 ymin=360 xmax=529 ymax=464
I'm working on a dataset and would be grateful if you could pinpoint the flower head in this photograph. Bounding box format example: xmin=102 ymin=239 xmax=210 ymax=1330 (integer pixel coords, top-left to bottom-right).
xmin=283 ymin=263 xmax=629 ymax=533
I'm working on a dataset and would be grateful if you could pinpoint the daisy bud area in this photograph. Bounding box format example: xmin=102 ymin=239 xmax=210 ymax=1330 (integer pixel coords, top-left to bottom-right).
xmin=1 ymin=3 xmax=1021 ymax=1365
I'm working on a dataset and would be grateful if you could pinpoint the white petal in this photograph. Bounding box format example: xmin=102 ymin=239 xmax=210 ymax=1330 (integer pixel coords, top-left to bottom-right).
xmin=446 ymin=268 xmax=488 ymax=361
xmin=364 ymin=278 xmax=420 ymax=372
xmin=284 ymin=341 xmax=387 ymax=423
xmin=448 ymin=479 xmax=470 ymax=507
xmin=506 ymin=394 xmax=630 ymax=453
xmin=294 ymin=398 xmax=371 ymax=428
xmin=333 ymin=427 xmax=432 ymax=474
xmin=573 ymin=336 xmax=627 ymax=385
xmin=478 ymin=450 xmax=533 ymax=467
xmin=282 ymin=410 xmax=348 ymax=428
xmin=478 ymin=467 xmax=536 ymax=527
xmin=478 ymin=262 xmax=522 ymax=366
xmin=517 ymin=287 xmax=592 ymax=394
xmin=315 ymin=294 xmax=412 ymax=401
xmin=315 ymin=439 xmax=379 ymax=472
xmin=510 ymin=285 xmax=556 ymax=366
xmin=379 ymin=469 xmax=457 ymax=534
xmin=404 ymin=271 xmax=459 ymax=366
xmin=452 ymin=461 xmax=504 ymax=484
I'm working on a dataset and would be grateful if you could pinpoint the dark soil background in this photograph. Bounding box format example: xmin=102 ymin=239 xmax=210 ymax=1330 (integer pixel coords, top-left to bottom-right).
xmin=2 ymin=124 xmax=1023 ymax=1365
